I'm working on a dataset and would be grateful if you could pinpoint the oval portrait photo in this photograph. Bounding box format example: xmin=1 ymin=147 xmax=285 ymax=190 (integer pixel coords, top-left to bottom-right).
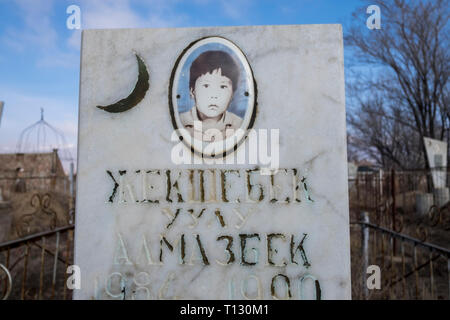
xmin=169 ymin=36 xmax=256 ymax=158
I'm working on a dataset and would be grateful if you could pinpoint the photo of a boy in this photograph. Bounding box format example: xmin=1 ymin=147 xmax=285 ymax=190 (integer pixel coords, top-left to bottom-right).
xmin=180 ymin=50 xmax=243 ymax=142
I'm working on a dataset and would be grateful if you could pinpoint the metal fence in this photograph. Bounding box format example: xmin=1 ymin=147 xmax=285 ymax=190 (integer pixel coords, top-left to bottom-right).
xmin=350 ymin=169 xmax=450 ymax=299
xmin=352 ymin=213 xmax=449 ymax=299
xmin=0 ymin=225 xmax=74 ymax=300
xmin=0 ymin=170 xmax=75 ymax=300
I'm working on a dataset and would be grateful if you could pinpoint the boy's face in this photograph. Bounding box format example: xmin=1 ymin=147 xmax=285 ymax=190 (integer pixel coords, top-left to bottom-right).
xmin=191 ymin=68 xmax=233 ymax=119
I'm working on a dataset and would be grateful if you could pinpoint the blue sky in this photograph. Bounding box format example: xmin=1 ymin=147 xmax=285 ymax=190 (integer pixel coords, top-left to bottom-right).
xmin=0 ymin=0 xmax=366 ymax=169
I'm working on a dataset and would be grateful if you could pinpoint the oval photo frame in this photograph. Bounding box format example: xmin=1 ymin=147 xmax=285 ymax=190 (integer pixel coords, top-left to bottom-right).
xmin=169 ymin=36 xmax=257 ymax=158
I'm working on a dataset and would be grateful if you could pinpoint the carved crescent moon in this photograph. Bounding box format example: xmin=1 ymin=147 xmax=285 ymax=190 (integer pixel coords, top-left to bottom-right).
xmin=97 ymin=54 xmax=149 ymax=113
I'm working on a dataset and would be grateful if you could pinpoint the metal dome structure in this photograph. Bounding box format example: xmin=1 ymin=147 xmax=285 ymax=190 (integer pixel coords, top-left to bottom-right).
xmin=16 ymin=108 xmax=74 ymax=162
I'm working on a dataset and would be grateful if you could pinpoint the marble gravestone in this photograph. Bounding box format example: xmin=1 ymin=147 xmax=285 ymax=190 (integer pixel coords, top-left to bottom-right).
xmin=424 ymin=137 xmax=448 ymax=189
xmin=74 ymin=25 xmax=351 ymax=300
xmin=423 ymin=137 xmax=449 ymax=208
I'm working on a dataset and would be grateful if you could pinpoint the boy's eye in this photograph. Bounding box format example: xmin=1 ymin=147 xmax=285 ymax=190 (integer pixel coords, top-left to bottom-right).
xmin=220 ymin=85 xmax=228 ymax=89
xmin=203 ymin=84 xmax=209 ymax=88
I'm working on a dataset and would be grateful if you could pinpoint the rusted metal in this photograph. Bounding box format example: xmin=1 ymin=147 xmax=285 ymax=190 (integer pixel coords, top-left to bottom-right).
xmin=381 ymin=233 xmax=385 ymax=269
xmin=391 ymin=254 xmax=441 ymax=286
xmin=413 ymin=245 xmax=419 ymax=299
xmin=21 ymin=243 xmax=30 ymax=300
xmin=0 ymin=224 xmax=73 ymax=300
xmin=39 ymin=237 xmax=46 ymax=300
xmin=31 ymin=242 xmax=68 ymax=265
xmin=0 ymin=263 xmax=12 ymax=300
xmin=361 ymin=211 xmax=369 ymax=300
xmin=401 ymin=240 xmax=406 ymax=298
xmin=389 ymin=237 xmax=394 ymax=298
xmin=3 ymin=249 xmax=10 ymax=298
xmin=353 ymin=219 xmax=449 ymax=299
xmin=51 ymin=232 xmax=60 ymax=299
xmin=429 ymin=248 xmax=434 ymax=299
xmin=0 ymin=225 xmax=74 ymax=251
xmin=351 ymin=221 xmax=450 ymax=254
xmin=63 ymin=230 xmax=71 ymax=300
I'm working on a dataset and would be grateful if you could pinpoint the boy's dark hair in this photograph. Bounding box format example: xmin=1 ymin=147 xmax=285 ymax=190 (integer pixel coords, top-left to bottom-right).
xmin=189 ymin=50 xmax=239 ymax=92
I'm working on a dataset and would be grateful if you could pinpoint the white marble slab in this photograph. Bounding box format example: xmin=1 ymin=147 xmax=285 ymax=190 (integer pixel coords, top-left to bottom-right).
xmin=74 ymin=25 xmax=350 ymax=300
xmin=424 ymin=137 xmax=447 ymax=189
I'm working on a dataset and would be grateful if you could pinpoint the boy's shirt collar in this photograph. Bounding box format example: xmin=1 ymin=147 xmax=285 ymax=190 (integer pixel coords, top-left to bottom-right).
xmin=180 ymin=106 xmax=243 ymax=142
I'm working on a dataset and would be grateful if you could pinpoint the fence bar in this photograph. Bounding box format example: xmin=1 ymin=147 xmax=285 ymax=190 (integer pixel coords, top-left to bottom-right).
xmin=3 ymin=249 xmax=10 ymax=298
xmin=51 ymin=232 xmax=60 ymax=299
xmin=414 ymin=245 xmax=419 ymax=299
xmin=39 ymin=237 xmax=46 ymax=300
xmin=63 ymin=231 xmax=71 ymax=300
xmin=21 ymin=244 xmax=30 ymax=300
xmin=381 ymin=233 xmax=385 ymax=270
xmin=0 ymin=225 xmax=74 ymax=252
xmin=401 ymin=240 xmax=406 ymax=298
xmin=429 ymin=248 xmax=434 ymax=299
xmin=353 ymin=219 xmax=449 ymax=299
xmin=0 ymin=263 xmax=12 ymax=300
xmin=389 ymin=235 xmax=394 ymax=299
xmin=351 ymin=221 xmax=450 ymax=255
xmin=31 ymin=242 xmax=68 ymax=265
xmin=361 ymin=211 xmax=369 ymax=300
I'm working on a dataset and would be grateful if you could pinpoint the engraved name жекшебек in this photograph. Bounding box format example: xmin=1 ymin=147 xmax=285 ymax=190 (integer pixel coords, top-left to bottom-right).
xmin=105 ymin=168 xmax=314 ymax=205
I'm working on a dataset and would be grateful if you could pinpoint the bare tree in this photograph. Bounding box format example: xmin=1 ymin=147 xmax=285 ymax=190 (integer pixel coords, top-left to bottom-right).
xmin=348 ymin=94 xmax=424 ymax=169
xmin=346 ymin=0 xmax=449 ymax=170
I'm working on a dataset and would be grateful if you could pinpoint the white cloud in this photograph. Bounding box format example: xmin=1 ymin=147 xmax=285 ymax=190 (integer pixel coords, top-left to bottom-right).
xmin=64 ymin=0 xmax=189 ymax=50
xmin=78 ymin=0 xmax=188 ymax=29
xmin=5 ymin=0 xmax=58 ymax=48
xmin=219 ymin=0 xmax=255 ymax=22
xmin=79 ymin=0 xmax=147 ymax=29
xmin=2 ymin=0 xmax=80 ymax=68
xmin=67 ymin=29 xmax=82 ymax=50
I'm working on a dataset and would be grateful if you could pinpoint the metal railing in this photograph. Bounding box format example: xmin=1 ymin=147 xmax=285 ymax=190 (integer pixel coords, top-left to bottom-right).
xmin=0 ymin=225 xmax=74 ymax=300
xmin=352 ymin=213 xmax=450 ymax=300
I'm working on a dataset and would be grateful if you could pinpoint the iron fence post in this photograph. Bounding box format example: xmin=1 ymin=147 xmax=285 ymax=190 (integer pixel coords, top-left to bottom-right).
xmin=361 ymin=211 xmax=369 ymax=299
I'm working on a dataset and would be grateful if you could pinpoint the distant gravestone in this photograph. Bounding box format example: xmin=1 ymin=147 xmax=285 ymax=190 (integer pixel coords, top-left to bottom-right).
xmin=424 ymin=137 xmax=447 ymax=189
xmin=75 ymin=25 xmax=351 ymax=300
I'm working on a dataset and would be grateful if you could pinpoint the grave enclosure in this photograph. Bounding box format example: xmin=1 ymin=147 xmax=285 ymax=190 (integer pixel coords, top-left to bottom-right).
xmin=74 ymin=25 xmax=351 ymax=299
